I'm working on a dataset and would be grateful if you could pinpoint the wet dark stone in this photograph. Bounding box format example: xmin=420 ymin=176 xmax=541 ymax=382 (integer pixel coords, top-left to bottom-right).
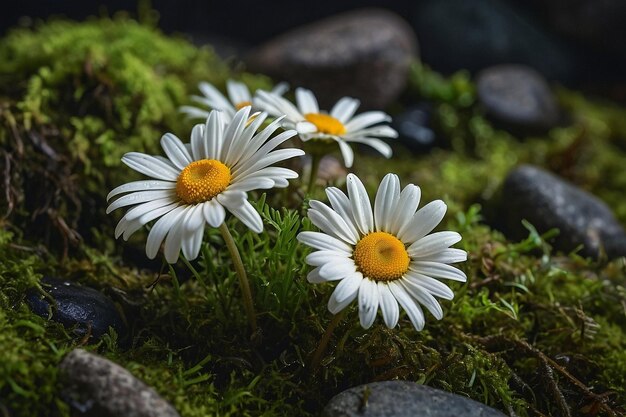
xmin=393 ymin=103 xmax=437 ymax=153
xmin=502 ymin=165 xmax=626 ymax=259
xmin=476 ymin=65 xmax=560 ymax=133
xmin=247 ymin=8 xmax=417 ymax=110
xmin=60 ymin=349 xmax=180 ymax=417
xmin=26 ymin=276 xmax=125 ymax=342
xmin=322 ymin=381 xmax=507 ymax=417
xmin=412 ymin=0 xmax=581 ymax=83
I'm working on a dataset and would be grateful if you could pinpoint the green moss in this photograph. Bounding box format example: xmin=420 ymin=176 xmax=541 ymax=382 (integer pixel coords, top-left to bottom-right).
xmin=1 ymin=17 xmax=626 ymax=417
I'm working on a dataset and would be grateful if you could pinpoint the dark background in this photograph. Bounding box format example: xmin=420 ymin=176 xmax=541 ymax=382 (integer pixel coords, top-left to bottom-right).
xmin=2 ymin=0 xmax=625 ymax=96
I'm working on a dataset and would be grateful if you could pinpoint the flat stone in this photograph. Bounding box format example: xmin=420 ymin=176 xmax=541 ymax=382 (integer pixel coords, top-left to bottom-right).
xmin=26 ymin=276 xmax=126 ymax=342
xmin=477 ymin=65 xmax=560 ymax=132
xmin=502 ymin=165 xmax=626 ymax=259
xmin=247 ymin=8 xmax=417 ymax=110
xmin=322 ymin=381 xmax=506 ymax=417
xmin=59 ymin=349 xmax=180 ymax=417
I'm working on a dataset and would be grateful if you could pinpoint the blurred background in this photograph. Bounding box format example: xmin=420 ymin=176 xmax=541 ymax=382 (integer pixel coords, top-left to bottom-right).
xmin=2 ymin=0 xmax=626 ymax=100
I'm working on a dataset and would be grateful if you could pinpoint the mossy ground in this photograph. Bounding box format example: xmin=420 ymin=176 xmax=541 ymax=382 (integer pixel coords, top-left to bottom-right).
xmin=1 ymin=13 xmax=625 ymax=417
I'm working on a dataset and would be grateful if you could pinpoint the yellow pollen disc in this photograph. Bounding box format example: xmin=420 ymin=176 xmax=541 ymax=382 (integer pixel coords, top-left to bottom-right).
xmin=304 ymin=113 xmax=346 ymax=135
xmin=235 ymin=101 xmax=252 ymax=110
xmin=176 ymin=159 xmax=230 ymax=204
xmin=353 ymin=232 xmax=410 ymax=282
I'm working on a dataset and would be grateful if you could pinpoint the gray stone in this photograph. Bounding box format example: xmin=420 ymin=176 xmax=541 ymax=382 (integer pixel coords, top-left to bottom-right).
xmin=502 ymin=165 xmax=626 ymax=259
xmin=477 ymin=65 xmax=560 ymax=132
xmin=59 ymin=349 xmax=180 ymax=417
xmin=26 ymin=276 xmax=126 ymax=342
xmin=247 ymin=8 xmax=417 ymax=110
xmin=322 ymin=381 xmax=506 ymax=417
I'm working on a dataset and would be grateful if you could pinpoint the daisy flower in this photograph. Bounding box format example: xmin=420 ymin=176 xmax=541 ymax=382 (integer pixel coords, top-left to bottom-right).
xmin=107 ymin=106 xmax=304 ymax=263
xmin=298 ymin=173 xmax=467 ymax=330
xmin=255 ymin=88 xmax=398 ymax=168
xmin=180 ymin=79 xmax=289 ymax=121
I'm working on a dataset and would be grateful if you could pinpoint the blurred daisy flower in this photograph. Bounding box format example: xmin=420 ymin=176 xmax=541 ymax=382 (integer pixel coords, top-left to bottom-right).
xmin=180 ymin=79 xmax=289 ymax=121
xmin=298 ymin=173 xmax=466 ymax=330
xmin=107 ymin=106 xmax=304 ymax=263
xmin=256 ymin=88 xmax=397 ymax=168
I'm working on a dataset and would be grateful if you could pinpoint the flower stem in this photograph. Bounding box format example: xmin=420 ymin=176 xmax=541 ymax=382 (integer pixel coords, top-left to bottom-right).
xmin=307 ymin=153 xmax=321 ymax=193
xmin=218 ymin=222 xmax=258 ymax=334
xmin=310 ymin=310 xmax=345 ymax=372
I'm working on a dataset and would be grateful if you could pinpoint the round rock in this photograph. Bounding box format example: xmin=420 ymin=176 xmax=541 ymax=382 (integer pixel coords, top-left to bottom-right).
xmin=247 ymin=8 xmax=417 ymax=110
xmin=502 ymin=165 xmax=626 ymax=259
xmin=393 ymin=103 xmax=437 ymax=153
xmin=322 ymin=381 xmax=506 ymax=417
xmin=477 ymin=65 xmax=560 ymax=132
xmin=60 ymin=349 xmax=180 ymax=417
xmin=26 ymin=276 xmax=125 ymax=342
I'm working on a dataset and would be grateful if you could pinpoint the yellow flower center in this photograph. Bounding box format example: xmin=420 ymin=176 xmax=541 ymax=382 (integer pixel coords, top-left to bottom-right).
xmin=304 ymin=113 xmax=346 ymax=135
xmin=235 ymin=101 xmax=252 ymax=110
xmin=176 ymin=159 xmax=230 ymax=204
xmin=353 ymin=232 xmax=410 ymax=281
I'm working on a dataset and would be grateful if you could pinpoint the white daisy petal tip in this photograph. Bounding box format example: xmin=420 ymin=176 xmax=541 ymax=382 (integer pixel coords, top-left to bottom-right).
xmin=107 ymin=107 xmax=302 ymax=263
xmin=299 ymin=173 xmax=467 ymax=331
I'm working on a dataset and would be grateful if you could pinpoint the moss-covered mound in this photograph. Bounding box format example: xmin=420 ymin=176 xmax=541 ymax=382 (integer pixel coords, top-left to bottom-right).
xmin=0 ymin=14 xmax=625 ymax=417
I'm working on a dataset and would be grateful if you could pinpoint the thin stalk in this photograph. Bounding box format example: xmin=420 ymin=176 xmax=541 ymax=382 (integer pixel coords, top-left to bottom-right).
xmin=218 ymin=222 xmax=258 ymax=333
xmin=310 ymin=310 xmax=346 ymax=372
xmin=307 ymin=153 xmax=321 ymax=193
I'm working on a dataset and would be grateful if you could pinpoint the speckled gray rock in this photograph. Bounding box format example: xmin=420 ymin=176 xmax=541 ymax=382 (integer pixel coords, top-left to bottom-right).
xmin=322 ymin=381 xmax=506 ymax=417
xmin=60 ymin=349 xmax=180 ymax=417
xmin=477 ymin=65 xmax=560 ymax=132
xmin=502 ymin=165 xmax=626 ymax=259
xmin=247 ymin=8 xmax=417 ymax=110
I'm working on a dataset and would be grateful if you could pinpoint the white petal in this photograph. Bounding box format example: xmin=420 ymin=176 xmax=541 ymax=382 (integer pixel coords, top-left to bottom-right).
xmin=106 ymin=190 xmax=176 ymax=214
xmin=323 ymin=188 xmax=360 ymax=240
xmin=344 ymin=111 xmax=391 ymax=131
xmin=414 ymin=248 xmax=467 ymax=264
xmin=121 ymin=201 xmax=179 ymax=240
xmin=308 ymin=203 xmax=359 ymax=245
xmin=202 ymin=199 xmax=226 ymax=228
xmin=306 ymin=251 xmax=352 ymax=267
xmin=330 ymin=97 xmax=360 ymax=123
xmin=295 ymin=88 xmax=319 ymax=114
xmin=182 ymin=225 xmax=204 ymax=261
xmin=122 ymin=152 xmax=180 ymax=181
xmin=389 ymin=281 xmax=425 ymax=331
xmin=389 ymin=185 xmax=421 ymax=236
xmin=378 ymin=282 xmax=399 ymax=329
xmin=123 ymin=197 xmax=176 ymax=221
xmin=269 ymin=82 xmax=289 ymax=96
xmin=401 ymin=280 xmax=444 ymax=320
xmin=297 ymin=231 xmax=353 ymax=254
xmin=160 ymin=133 xmax=192 ymax=170
xmin=190 ymin=123 xmax=206 ymax=160
xmin=373 ymin=174 xmax=400 ymax=232
xmin=145 ymin=206 xmax=187 ymax=260
xmin=345 ymin=137 xmax=393 ymax=159
xmin=227 ymin=80 xmax=251 ymax=104
xmin=319 ymin=258 xmax=357 ymax=280
xmin=198 ymin=82 xmax=233 ymax=112
xmin=179 ymin=106 xmax=210 ymax=120
xmin=163 ymin=214 xmax=186 ymax=263
xmin=405 ymin=272 xmax=455 ymax=300
xmin=344 ymin=126 xmax=398 ymax=139
xmin=327 ymin=273 xmax=362 ymax=314
xmin=398 ymin=200 xmax=447 ymax=244
xmin=346 ymin=173 xmax=374 ymax=235
xmin=407 ymin=231 xmax=462 ymax=257
xmin=222 ymin=198 xmax=263 ymax=233
xmin=107 ymin=180 xmax=175 ymax=201
xmin=358 ymin=278 xmax=379 ymax=329
xmin=410 ymin=261 xmax=467 ymax=282
xmin=226 ymin=112 xmax=268 ymax=167
xmin=221 ymin=106 xmax=251 ymax=162
xmin=205 ymin=110 xmax=225 ymax=160
xmin=337 ymin=140 xmax=354 ymax=168
xmin=183 ymin=204 xmax=205 ymax=233
xmin=227 ymin=177 xmax=275 ymax=192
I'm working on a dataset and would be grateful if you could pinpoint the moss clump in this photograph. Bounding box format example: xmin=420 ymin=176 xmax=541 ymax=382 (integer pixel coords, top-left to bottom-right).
xmin=1 ymin=16 xmax=626 ymax=417
xmin=0 ymin=14 xmax=273 ymax=254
